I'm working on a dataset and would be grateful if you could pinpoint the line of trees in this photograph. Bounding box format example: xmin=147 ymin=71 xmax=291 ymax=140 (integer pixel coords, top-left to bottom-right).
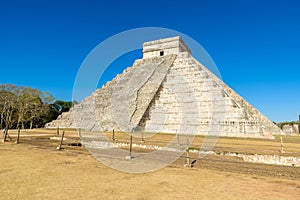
xmin=0 ymin=84 xmax=74 ymax=130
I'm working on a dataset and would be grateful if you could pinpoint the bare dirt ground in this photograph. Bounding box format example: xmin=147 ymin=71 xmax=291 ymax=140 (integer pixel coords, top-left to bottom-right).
xmin=1 ymin=129 xmax=300 ymax=200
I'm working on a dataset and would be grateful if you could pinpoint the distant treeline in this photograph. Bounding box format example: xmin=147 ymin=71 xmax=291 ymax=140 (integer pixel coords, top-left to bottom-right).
xmin=0 ymin=84 xmax=75 ymax=129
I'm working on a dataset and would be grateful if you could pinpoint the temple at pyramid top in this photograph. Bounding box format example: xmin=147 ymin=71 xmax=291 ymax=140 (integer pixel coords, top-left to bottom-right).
xmin=142 ymin=36 xmax=191 ymax=58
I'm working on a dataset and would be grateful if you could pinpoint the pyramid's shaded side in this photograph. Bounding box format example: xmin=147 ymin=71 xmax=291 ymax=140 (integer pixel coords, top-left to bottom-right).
xmin=46 ymin=36 xmax=282 ymax=138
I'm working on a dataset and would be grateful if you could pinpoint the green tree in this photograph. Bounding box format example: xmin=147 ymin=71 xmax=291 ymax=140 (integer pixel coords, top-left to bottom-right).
xmin=0 ymin=83 xmax=74 ymax=129
xmin=45 ymin=100 xmax=74 ymax=122
xmin=0 ymin=84 xmax=18 ymax=129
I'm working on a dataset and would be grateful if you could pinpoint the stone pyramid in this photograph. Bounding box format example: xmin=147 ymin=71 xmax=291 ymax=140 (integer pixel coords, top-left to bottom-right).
xmin=46 ymin=36 xmax=282 ymax=138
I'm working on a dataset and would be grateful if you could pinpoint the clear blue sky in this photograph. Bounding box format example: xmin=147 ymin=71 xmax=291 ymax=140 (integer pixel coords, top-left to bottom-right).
xmin=0 ymin=0 xmax=299 ymax=122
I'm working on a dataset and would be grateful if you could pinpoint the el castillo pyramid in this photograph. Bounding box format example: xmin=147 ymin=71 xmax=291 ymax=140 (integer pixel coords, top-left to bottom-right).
xmin=46 ymin=36 xmax=282 ymax=138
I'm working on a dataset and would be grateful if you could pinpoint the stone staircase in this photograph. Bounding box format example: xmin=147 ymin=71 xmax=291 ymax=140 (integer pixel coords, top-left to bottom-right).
xmin=93 ymin=54 xmax=177 ymax=132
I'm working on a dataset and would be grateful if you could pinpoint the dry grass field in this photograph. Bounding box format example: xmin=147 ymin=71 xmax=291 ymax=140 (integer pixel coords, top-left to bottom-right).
xmin=0 ymin=129 xmax=300 ymax=200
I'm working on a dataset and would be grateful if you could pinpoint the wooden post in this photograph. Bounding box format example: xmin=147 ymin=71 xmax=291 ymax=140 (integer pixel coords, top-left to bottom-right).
xmin=112 ymin=129 xmax=115 ymax=141
xmin=125 ymin=134 xmax=133 ymax=160
xmin=129 ymin=134 xmax=133 ymax=157
xmin=78 ymin=128 xmax=81 ymax=137
xmin=57 ymin=130 xmax=65 ymax=150
xmin=16 ymin=127 xmax=20 ymax=144
xmin=57 ymin=127 xmax=59 ymax=135
xmin=141 ymin=131 xmax=145 ymax=143
xmin=186 ymin=138 xmax=191 ymax=167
